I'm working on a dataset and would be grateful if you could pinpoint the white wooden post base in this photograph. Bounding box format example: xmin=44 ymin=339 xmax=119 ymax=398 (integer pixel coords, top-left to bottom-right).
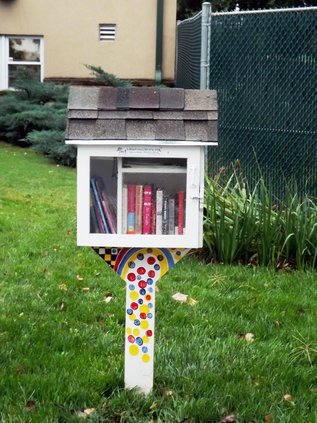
xmin=124 ymin=277 xmax=156 ymax=394
xmin=93 ymin=247 xmax=189 ymax=394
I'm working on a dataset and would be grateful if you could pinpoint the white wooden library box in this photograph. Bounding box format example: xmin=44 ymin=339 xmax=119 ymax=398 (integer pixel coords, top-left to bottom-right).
xmin=66 ymin=87 xmax=218 ymax=248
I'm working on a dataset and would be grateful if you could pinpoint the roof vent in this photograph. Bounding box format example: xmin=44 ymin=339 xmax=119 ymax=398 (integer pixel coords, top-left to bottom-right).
xmin=99 ymin=24 xmax=116 ymax=42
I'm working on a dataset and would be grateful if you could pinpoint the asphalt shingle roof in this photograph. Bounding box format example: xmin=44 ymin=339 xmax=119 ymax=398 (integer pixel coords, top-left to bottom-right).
xmin=66 ymin=87 xmax=218 ymax=142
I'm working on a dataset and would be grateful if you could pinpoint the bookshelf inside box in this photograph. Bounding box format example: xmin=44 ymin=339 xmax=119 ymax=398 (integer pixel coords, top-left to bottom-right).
xmin=77 ymin=144 xmax=205 ymax=248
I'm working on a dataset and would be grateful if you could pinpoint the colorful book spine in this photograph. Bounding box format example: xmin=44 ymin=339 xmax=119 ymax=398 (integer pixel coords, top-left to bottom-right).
xmin=127 ymin=184 xmax=136 ymax=234
xmin=155 ymin=188 xmax=163 ymax=235
xmin=162 ymin=195 xmax=169 ymax=235
xmin=142 ymin=185 xmax=152 ymax=234
xmin=95 ymin=179 xmax=116 ymax=234
xmin=90 ymin=178 xmax=109 ymax=233
xmin=151 ymin=186 xmax=156 ymax=234
xmin=122 ymin=184 xmax=128 ymax=234
xmin=135 ymin=184 xmax=143 ymax=234
xmin=168 ymin=197 xmax=175 ymax=235
xmin=178 ymin=191 xmax=185 ymax=235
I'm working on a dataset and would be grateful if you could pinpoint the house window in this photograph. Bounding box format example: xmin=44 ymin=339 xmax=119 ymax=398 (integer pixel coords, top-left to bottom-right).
xmin=99 ymin=24 xmax=116 ymax=41
xmin=0 ymin=36 xmax=44 ymax=90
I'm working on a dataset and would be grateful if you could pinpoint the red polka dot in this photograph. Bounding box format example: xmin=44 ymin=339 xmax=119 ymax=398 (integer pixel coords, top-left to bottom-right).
xmin=127 ymin=273 xmax=136 ymax=281
xmin=137 ymin=267 xmax=146 ymax=275
xmin=130 ymin=302 xmax=138 ymax=310
xmin=148 ymin=270 xmax=155 ymax=278
xmin=147 ymin=257 xmax=156 ymax=265
xmin=140 ymin=313 xmax=147 ymax=319
xmin=128 ymin=335 xmax=135 ymax=343
xmin=146 ymin=330 xmax=153 ymax=337
xmin=145 ymin=294 xmax=151 ymax=301
xmin=138 ymin=280 xmax=147 ymax=289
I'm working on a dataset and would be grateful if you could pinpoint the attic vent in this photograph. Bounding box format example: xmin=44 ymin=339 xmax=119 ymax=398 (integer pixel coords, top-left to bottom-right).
xmin=99 ymin=24 xmax=116 ymax=41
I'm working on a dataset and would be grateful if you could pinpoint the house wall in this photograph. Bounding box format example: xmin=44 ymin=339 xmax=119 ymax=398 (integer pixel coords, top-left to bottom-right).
xmin=0 ymin=0 xmax=177 ymax=83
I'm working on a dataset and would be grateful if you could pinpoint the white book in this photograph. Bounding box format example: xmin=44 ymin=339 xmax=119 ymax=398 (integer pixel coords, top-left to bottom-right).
xmin=122 ymin=184 xmax=128 ymax=234
xmin=156 ymin=189 xmax=163 ymax=235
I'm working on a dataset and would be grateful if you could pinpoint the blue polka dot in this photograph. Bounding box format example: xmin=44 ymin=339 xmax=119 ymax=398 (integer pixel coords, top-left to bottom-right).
xmin=147 ymin=313 xmax=153 ymax=319
xmin=129 ymin=284 xmax=135 ymax=291
xmin=176 ymin=250 xmax=181 ymax=256
xmin=134 ymin=319 xmax=140 ymax=326
xmin=154 ymin=264 xmax=160 ymax=271
xmin=147 ymin=278 xmax=153 ymax=285
xmin=139 ymin=289 xmax=146 ymax=295
xmin=137 ymin=253 xmax=144 ymax=260
xmin=148 ymin=287 xmax=153 ymax=293
xmin=127 ymin=309 xmax=133 ymax=315
xmin=137 ymin=275 xmax=141 ymax=280
xmin=128 ymin=261 xmax=135 ymax=268
xmin=148 ymin=303 xmax=153 ymax=309
xmin=142 ymin=346 xmax=148 ymax=353
xmin=138 ymin=299 xmax=144 ymax=305
xmin=136 ymin=337 xmax=143 ymax=346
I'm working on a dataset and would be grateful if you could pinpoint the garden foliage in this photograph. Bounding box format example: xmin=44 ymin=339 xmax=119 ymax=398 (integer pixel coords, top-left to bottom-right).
xmin=203 ymin=164 xmax=317 ymax=270
xmin=0 ymin=69 xmax=76 ymax=167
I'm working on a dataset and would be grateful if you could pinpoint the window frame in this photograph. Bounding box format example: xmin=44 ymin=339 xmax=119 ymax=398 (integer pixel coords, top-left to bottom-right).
xmin=0 ymin=35 xmax=44 ymax=90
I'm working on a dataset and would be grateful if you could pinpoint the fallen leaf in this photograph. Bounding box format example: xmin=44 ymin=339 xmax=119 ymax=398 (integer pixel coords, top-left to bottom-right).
xmin=245 ymin=333 xmax=255 ymax=342
xmin=188 ymin=297 xmax=198 ymax=306
xmin=16 ymin=364 xmax=25 ymax=374
xmin=59 ymin=283 xmax=68 ymax=291
xmin=60 ymin=303 xmax=65 ymax=310
xmin=25 ymin=400 xmax=36 ymax=411
xmin=172 ymin=292 xmax=188 ymax=303
xmin=75 ymin=408 xmax=96 ymax=418
xmin=82 ymin=287 xmax=90 ymax=292
xmin=274 ymin=320 xmax=281 ymax=327
xmin=104 ymin=293 xmax=113 ymax=303
xmin=77 ymin=275 xmax=84 ymax=281
xmin=221 ymin=414 xmax=235 ymax=422
xmin=67 ymin=229 xmax=73 ymax=236
xmin=264 ymin=413 xmax=273 ymax=422
xmin=283 ymin=394 xmax=293 ymax=402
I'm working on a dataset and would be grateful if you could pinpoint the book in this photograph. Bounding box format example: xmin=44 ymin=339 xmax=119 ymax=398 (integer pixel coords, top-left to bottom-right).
xmin=155 ymin=188 xmax=163 ymax=235
xmin=168 ymin=197 xmax=175 ymax=235
xmin=122 ymin=184 xmax=128 ymax=234
xmin=135 ymin=184 xmax=143 ymax=234
xmin=151 ymin=187 xmax=156 ymax=235
xmin=177 ymin=191 xmax=185 ymax=235
xmin=90 ymin=178 xmax=109 ymax=233
xmin=95 ymin=179 xmax=116 ymax=234
xmin=142 ymin=185 xmax=152 ymax=234
xmin=162 ymin=194 xmax=169 ymax=235
xmin=127 ymin=184 xmax=136 ymax=234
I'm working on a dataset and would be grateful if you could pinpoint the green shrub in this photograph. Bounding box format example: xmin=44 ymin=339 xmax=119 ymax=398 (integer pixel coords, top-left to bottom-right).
xmin=27 ymin=130 xmax=76 ymax=167
xmin=0 ymin=68 xmax=76 ymax=166
xmin=203 ymin=166 xmax=317 ymax=270
xmin=85 ymin=64 xmax=132 ymax=87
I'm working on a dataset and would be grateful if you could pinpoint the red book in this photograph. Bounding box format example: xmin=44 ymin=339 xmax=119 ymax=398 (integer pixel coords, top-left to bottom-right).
xmin=142 ymin=185 xmax=152 ymax=234
xmin=151 ymin=189 xmax=156 ymax=234
xmin=178 ymin=191 xmax=184 ymax=235
xmin=127 ymin=184 xmax=136 ymax=234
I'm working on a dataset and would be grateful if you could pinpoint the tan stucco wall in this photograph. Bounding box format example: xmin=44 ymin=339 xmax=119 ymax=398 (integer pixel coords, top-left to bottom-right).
xmin=0 ymin=0 xmax=177 ymax=81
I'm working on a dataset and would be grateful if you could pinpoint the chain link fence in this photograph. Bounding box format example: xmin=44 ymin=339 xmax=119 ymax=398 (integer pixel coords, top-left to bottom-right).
xmin=176 ymin=6 xmax=317 ymax=198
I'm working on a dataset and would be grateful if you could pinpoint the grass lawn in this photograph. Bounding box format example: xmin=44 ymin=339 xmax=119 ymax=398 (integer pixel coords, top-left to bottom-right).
xmin=1 ymin=142 xmax=317 ymax=422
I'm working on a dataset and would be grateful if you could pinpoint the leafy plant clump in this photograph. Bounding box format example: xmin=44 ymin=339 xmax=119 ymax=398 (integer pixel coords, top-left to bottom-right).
xmin=0 ymin=68 xmax=76 ymax=167
xmin=203 ymin=164 xmax=317 ymax=270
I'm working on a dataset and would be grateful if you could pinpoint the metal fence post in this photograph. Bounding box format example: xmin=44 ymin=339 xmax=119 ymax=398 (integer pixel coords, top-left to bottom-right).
xmin=200 ymin=2 xmax=211 ymax=90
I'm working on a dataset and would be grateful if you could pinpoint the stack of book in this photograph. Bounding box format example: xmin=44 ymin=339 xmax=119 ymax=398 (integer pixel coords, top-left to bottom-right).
xmin=122 ymin=183 xmax=185 ymax=235
xmin=90 ymin=177 xmax=117 ymax=233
